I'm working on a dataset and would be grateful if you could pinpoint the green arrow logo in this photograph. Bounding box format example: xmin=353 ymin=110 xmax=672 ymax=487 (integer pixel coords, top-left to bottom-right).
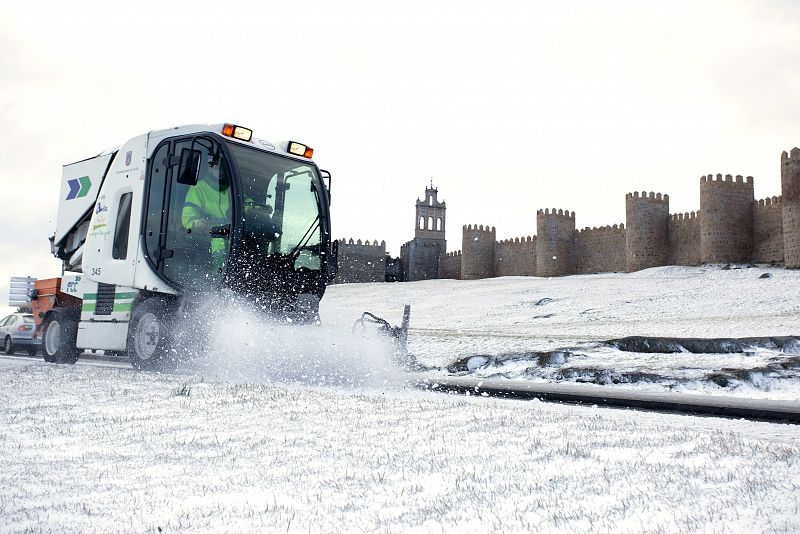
xmin=77 ymin=176 xmax=92 ymax=198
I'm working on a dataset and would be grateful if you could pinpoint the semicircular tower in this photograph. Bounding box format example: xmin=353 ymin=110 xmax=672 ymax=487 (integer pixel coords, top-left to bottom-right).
xmin=783 ymin=148 xmax=800 ymax=268
xmin=625 ymin=191 xmax=669 ymax=272
xmin=461 ymin=224 xmax=496 ymax=280
xmin=536 ymin=209 xmax=575 ymax=277
xmin=699 ymin=174 xmax=754 ymax=264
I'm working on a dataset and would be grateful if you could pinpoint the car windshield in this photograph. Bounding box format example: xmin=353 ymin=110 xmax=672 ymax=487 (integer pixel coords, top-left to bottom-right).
xmin=227 ymin=142 xmax=322 ymax=271
xmin=23 ymin=316 xmax=34 ymax=323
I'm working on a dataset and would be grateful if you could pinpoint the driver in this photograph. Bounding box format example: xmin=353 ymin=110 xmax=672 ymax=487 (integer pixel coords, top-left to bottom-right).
xmin=182 ymin=160 xmax=229 ymax=234
xmin=182 ymin=159 xmax=230 ymax=271
xmin=182 ymin=160 xmax=279 ymax=270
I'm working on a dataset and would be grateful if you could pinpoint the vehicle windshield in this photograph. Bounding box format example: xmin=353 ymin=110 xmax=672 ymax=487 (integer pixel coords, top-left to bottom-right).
xmin=227 ymin=142 xmax=322 ymax=271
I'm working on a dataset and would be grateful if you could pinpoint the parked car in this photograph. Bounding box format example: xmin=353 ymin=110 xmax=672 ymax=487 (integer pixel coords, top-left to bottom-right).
xmin=0 ymin=313 xmax=40 ymax=356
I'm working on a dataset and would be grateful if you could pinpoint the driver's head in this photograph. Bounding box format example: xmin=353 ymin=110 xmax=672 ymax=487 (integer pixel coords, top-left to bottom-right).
xmin=201 ymin=160 xmax=229 ymax=191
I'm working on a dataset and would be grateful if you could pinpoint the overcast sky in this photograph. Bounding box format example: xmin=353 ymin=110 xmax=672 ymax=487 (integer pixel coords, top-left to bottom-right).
xmin=1 ymin=0 xmax=798 ymax=313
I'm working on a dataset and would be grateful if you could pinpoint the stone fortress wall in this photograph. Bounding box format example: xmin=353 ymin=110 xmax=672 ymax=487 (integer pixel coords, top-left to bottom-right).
xmin=335 ymin=147 xmax=800 ymax=283
xmin=332 ymin=238 xmax=386 ymax=283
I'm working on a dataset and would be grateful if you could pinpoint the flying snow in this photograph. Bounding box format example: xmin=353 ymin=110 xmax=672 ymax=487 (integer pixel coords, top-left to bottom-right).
xmin=174 ymin=293 xmax=407 ymax=389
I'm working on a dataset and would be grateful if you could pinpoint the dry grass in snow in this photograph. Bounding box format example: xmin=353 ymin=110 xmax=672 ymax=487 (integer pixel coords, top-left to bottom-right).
xmin=1 ymin=358 xmax=798 ymax=533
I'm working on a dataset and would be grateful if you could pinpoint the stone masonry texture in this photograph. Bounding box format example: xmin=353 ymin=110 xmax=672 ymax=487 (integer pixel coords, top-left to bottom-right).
xmin=783 ymin=148 xmax=800 ymax=268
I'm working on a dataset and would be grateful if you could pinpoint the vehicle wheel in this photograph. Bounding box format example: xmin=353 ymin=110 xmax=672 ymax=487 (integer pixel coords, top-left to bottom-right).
xmin=127 ymin=298 xmax=177 ymax=372
xmin=42 ymin=309 xmax=81 ymax=364
xmin=4 ymin=336 xmax=14 ymax=355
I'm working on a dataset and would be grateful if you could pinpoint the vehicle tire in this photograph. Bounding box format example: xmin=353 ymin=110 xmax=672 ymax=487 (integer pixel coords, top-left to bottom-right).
xmin=127 ymin=298 xmax=177 ymax=372
xmin=41 ymin=309 xmax=81 ymax=365
xmin=4 ymin=336 xmax=14 ymax=355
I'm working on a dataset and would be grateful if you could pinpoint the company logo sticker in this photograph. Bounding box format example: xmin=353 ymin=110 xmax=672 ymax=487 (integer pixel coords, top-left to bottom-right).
xmin=65 ymin=176 xmax=92 ymax=200
xmin=257 ymin=140 xmax=276 ymax=150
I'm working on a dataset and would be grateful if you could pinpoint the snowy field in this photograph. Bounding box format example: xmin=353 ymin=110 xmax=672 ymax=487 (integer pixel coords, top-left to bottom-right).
xmin=1 ymin=265 xmax=800 ymax=532
xmin=1 ymin=357 xmax=799 ymax=533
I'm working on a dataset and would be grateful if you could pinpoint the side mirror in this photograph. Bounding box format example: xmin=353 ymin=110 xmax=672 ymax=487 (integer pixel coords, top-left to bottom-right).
xmin=327 ymin=238 xmax=339 ymax=283
xmin=320 ymin=169 xmax=332 ymax=204
xmin=177 ymin=148 xmax=202 ymax=185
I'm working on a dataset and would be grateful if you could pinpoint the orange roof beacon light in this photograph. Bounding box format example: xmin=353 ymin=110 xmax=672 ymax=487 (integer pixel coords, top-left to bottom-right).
xmin=221 ymin=123 xmax=253 ymax=142
xmin=288 ymin=141 xmax=314 ymax=159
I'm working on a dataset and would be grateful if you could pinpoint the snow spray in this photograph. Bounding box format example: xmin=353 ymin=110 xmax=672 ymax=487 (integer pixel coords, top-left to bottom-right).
xmin=175 ymin=292 xmax=407 ymax=390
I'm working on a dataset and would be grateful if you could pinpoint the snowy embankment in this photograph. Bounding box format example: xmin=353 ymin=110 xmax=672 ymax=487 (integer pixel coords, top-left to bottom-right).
xmin=322 ymin=265 xmax=800 ymax=400
xmin=0 ymin=357 xmax=799 ymax=533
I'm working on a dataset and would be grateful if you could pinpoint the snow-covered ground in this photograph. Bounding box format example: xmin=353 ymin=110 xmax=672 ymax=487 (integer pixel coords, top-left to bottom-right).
xmin=1 ymin=357 xmax=799 ymax=533
xmin=322 ymin=265 xmax=800 ymax=400
xmin=1 ymin=265 xmax=799 ymax=532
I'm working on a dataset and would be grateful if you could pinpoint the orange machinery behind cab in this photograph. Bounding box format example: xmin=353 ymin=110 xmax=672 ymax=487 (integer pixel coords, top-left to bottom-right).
xmin=29 ymin=278 xmax=82 ymax=337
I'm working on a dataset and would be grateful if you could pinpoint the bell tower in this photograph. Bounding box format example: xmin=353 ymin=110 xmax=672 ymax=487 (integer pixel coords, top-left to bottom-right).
xmin=415 ymin=182 xmax=446 ymax=240
xmin=402 ymin=182 xmax=447 ymax=281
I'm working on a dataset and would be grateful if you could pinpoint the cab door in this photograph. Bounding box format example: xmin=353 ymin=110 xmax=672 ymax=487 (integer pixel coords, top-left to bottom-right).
xmin=143 ymin=137 xmax=234 ymax=291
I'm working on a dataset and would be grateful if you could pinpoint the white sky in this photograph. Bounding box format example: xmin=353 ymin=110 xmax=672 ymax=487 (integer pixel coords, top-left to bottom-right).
xmin=1 ymin=0 xmax=799 ymax=312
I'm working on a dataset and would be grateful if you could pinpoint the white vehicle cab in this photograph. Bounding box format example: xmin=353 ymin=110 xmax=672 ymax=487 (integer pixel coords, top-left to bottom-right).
xmin=33 ymin=123 xmax=336 ymax=370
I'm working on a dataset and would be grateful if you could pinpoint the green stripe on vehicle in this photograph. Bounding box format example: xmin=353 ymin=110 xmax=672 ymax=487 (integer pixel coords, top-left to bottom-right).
xmin=83 ymin=293 xmax=97 ymax=301
xmin=82 ymin=302 xmax=96 ymax=312
xmin=112 ymin=303 xmax=132 ymax=312
xmin=114 ymin=292 xmax=138 ymax=300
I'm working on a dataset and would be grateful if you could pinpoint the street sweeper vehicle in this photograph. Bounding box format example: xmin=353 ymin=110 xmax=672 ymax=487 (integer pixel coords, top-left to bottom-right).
xmin=29 ymin=123 xmax=341 ymax=370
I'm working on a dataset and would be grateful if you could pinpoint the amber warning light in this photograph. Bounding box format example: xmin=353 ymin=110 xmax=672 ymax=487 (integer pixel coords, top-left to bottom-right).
xmin=288 ymin=141 xmax=314 ymax=159
xmin=221 ymin=123 xmax=253 ymax=142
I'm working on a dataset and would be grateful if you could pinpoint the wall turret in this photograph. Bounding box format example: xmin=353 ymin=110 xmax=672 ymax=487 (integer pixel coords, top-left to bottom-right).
xmin=625 ymin=191 xmax=669 ymax=272
xmin=461 ymin=224 xmax=496 ymax=279
xmin=536 ymin=209 xmax=575 ymax=277
xmin=782 ymin=148 xmax=800 ymax=268
xmin=699 ymin=174 xmax=754 ymax=263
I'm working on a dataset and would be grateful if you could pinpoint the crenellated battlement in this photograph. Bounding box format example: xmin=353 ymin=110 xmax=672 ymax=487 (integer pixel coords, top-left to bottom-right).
xmin=670 ymin=211 xmax=699 ymax=222
xmin=626 ymin=191 xmax=669 ymax=203
xmin=783 ymin=148 xmax=800 ymax=162
xmin=700 ymin=173 xmax=754 ymax=186
xmin=497 ymin=236 xmax=535 ymax=245
xmin=444 ymin=250 xmax=462 ymax=258
xmin=577 ymin=224 xmax=625 ymax=235
xmin=755 ymin=196 xmax=782 ymax=208
xmin=537 ymin=208 xmax=576 ymax=220
xmin=463 ymin=224 xmax=497 ymax=234
xmin=339 ymin=238 xmax=386 ymax=248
